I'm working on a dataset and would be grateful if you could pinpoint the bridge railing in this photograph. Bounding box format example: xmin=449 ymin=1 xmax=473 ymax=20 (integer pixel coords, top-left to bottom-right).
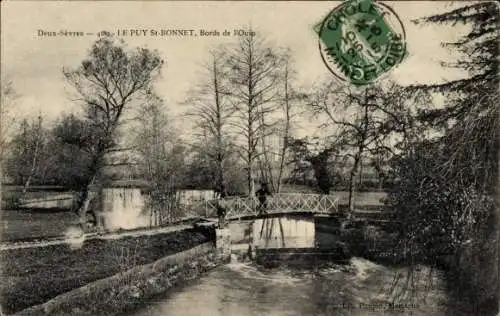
xmin=267 ymin=193 xmax=339 ymax=214
xmin=200 ymin=193 xmax=340 ymax=219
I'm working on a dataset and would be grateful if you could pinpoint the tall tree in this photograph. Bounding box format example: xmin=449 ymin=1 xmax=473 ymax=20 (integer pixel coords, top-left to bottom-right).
xmin=285 ymin=137 xmax=344 ymax=194
xmin=49 ymin=114 xmax=94 ymax=189
xmin=21 ymin=115 xmax=45 ymax=193
xmin=0 ymin=79 xmax=17 ymax=167
xmin=133 ymin=92 xmax=181 ymax=225
xmin=275 ymin=55 xmax=294 ymax=193
xmin=310 ymin=82 xmax=388 ymax=214
xmin=6 ymin=115 xmax=50 ymax=190
xmin=390 ymin=3 xmax=498 ymax=313
xmin=308 ymin=147 xmax=336 ymax=195
xmin=266 ymin=51 xmax=305 ymax=193
xmin=226 ymin=33 xmax=284 ymax=195
xmin=63 ymin=37 xmax=163 ymax=227
xmin=286 ymin=137 xmax=314 ymax=185
xmin=186 ymin=49 xmax=234 ymax=197
xmin=1 ymin=78 xmax=17 ymax=204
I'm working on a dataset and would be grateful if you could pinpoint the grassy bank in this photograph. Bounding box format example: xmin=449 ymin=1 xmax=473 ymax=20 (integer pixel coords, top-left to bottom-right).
xmin=14 ymin=243 xmax=220 ymax=316
xmin=1 ymin=209 xmax=79 ymax=242
xmin=0 ymin=228 xmax=211 ymax=314
xmin=1 ymin=187 xmax=71 ymax=209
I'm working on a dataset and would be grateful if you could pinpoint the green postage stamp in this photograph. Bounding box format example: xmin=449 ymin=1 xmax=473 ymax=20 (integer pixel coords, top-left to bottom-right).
xmin=314 ymin=0 xmax=408 ymax=85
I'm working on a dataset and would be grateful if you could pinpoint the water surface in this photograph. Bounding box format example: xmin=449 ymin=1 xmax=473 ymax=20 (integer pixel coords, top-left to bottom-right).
xmin=131 ymin=257 xmax=448 ymax=316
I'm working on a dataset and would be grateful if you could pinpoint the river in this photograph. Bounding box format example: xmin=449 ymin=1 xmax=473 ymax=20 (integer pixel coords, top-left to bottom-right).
xmin=131 ymin=257 xmax=449 ymax=316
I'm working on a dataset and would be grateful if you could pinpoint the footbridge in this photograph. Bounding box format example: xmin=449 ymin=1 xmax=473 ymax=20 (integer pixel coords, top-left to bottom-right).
xmin=192 ymin=193 xmax=392 ymax=267
xmin=201 ymin=193 xmax=342 ymax=221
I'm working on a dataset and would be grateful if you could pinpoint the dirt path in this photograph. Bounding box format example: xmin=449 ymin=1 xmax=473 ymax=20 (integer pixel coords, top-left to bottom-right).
xmin=0 ymin=224 xmax=193 ymax=251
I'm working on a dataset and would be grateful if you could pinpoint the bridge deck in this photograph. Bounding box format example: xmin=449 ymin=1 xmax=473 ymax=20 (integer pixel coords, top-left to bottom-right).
xmin=225 ymin=209 xmax=342 ymax=221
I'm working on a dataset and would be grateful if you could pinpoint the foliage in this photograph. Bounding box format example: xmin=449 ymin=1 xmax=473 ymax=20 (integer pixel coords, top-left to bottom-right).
xmin=0 ymin=77 xmax=17 ymax=208
xmin=286 ymin=137 xmax=344 ymax=194
xmin=309 ymin=147 xmax=340 ymax=195
xmin=389 ymin=140 xmax=493 ymax=258
xmin=183 ymin=141 xmax=248 ymax=196
xmin=184 ymin=143 xmax=217 ymax=190
xmin=4 ymin=114 xmax=96 ymax=190
xmin=63 ymin=37 xmax=163 ymax=162
xmin=63 ymin=36 xmax=163 ymax=223
xmin=0 ymin=78 xmax=18 ymax=164
xmin=131 ymin=93 xmax=187 ymax=224
xmin=49 ymin=114 xmax=95 ymax=189
xmin=286 ymin=137 xmax=315 ymax=185
xmin=388 ymin=2 xmax=499 ymax=313
xmin=5 ymin=116 xmax=50 ymax=188
xmin=133 ymin=93 xmax=184 ymax=185
xmin=308 ymin=81 xmax=419 ymax=210
xmin=222 ymin=157 xmax=248 ymax=196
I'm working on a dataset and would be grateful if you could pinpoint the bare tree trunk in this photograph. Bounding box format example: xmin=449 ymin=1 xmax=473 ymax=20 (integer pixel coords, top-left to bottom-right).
xmin=277 ymin=65 xmax=291 ymax=193
xmin=227 ymin=35 xmax=282 ymax=198
xmin=0 ymin=101 xmax=3 ymax=210
xmin=247 ymin=99 xmax=255 ymax=197
xmin=22 ymin=116 xmax=43 ymax=195
xmin=247 ymin=163 xmax=254 ymax=197
xmin=213 ymin=57 xmax=226 ymax=198
xmin=277 ymin=151 xmax=285 ymax=193
xmin=277 ymin=135 xmax=289 ymax=193
xmin=0 ymin=166 xmax=2 ymax=210
xmin=246 ymin=40 xmax=255 ymax=197
xmin=187 ymin=50 xmax=233 ymax=199
xmin=263 ymin=152 xmax=276 ymax=192
xmin=22 ymin=140 xmax=39 ymax=194
xmin=76 ymin=142 xmax=107 ymax=229
xmin=78 ymin=174 xmax=97 ymax=230
xmin=259 ymin=125 xmax=276 ymax=192
xmin=347 ymin=95 xmax=369 ymax=216
xmin=0 ymin=158 xmax=3 ymax=211
xmin=358 ymin=157 xmax=363 ymax=189
xmin=257 ymin=155 xmax=265 ymax=184
xmin=347 ymin=155 xmax=361 ymax=215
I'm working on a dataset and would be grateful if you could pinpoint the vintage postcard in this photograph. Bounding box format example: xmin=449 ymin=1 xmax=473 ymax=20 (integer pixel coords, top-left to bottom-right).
xmin=1 ymin=1 xmax=498 ymax=315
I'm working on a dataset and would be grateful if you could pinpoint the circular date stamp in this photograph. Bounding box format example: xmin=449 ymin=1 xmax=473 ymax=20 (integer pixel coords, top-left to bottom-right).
xmin=315 ymin=0 xmax=407 ymax=86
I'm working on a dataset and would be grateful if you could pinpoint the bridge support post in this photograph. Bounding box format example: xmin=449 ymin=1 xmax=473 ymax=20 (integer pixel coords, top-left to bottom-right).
xmin=215 ymin=228 xmax=231 ymax=263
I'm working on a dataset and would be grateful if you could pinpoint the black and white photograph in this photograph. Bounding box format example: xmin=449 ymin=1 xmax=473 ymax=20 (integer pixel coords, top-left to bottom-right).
xmin=0 ymin=1 xmax=498 ymax=315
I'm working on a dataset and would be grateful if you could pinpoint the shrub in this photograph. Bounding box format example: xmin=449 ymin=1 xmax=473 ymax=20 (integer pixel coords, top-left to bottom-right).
xmin=387 ymin=139 xmax=498 ymax=314
xmin=2 ymin=191 xmax=22 ymax=209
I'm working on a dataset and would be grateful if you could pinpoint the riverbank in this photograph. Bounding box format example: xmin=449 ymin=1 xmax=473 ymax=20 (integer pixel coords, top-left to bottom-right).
xmin=13 ymin=242 xmax=221 ymax=316
xmin=128 ymin=257 xmax=450 ymax=316
xmin=0 ymin=228 xmax=211 ymax=314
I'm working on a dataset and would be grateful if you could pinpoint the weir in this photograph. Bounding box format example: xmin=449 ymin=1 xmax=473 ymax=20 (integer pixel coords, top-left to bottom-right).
xmin=221 ymin=214 xmax=351 ymax=265
xmin=101 ymin=187 xmax=147 ymax=230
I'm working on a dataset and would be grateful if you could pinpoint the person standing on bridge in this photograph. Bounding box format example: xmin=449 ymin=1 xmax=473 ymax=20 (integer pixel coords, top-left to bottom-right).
xmin=256 ymin=182 xmax=272 ymax=215
xmin=216 ymin=200 xmax=227 ymax=229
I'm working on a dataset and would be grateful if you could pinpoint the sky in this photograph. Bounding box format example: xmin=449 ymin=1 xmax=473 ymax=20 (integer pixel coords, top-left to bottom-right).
xmin=1 ymin=1 xmax=470 ymax=139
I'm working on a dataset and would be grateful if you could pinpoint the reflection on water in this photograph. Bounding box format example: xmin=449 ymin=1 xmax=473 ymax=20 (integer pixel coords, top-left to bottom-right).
xmin=252 ymin=217 xmax=315 ymax=249
xmin=227 ymin=216 xmax=318 ymax=253
xmin=131 ymin=258 xmax=448 ymax=316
